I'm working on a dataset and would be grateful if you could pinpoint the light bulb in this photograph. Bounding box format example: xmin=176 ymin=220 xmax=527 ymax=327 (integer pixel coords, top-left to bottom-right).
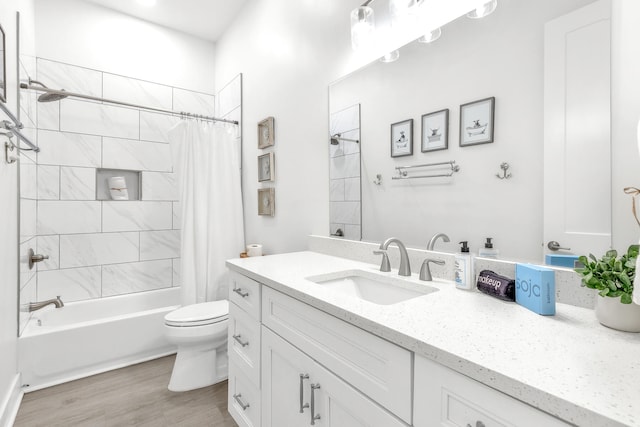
xmin=380 ymin=50 xmax=400 ymax=63
xmin=467 ymin=0 xmax=498 ymax=19
xmin=418 ymin=27 xmax=442 ymax=44
xmin=350 ymin=6 xmax=375 ymax=51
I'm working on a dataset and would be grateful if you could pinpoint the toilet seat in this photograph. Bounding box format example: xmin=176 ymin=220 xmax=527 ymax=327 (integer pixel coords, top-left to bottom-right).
xmin=165 ymin=300 xmax=229 ymax=327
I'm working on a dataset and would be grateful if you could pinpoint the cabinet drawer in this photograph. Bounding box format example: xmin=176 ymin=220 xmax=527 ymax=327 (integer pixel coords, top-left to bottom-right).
xmin=229 ymin=301 xmax=261 ymax=387
xmin=228 ymin=361 xmax=261 ymax=427
xmin=261 ymin=286 xmax=412 ymax=424
xmin=229 ymin=270 xmax=261 ymax=321
xmin=414 ymin=356 xmax=570 ymax=427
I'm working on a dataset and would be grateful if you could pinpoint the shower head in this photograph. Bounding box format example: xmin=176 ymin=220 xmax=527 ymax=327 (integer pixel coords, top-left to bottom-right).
xmin=330 ymin=136 xmax=340 ymax=145
xmin=330 ymin=133 xmax=359 ymax=145
xmin=25 ymin=78 xmax=69 ymax=102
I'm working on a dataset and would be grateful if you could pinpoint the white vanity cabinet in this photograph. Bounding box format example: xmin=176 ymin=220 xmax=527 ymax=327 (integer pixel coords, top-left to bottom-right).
xmin=413 ymin=356 xmax=570 ymax=427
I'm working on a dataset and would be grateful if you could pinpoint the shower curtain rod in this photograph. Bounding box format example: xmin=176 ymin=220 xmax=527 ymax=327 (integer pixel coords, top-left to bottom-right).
xmin=19 ymin=83 xmax=239 ymax=125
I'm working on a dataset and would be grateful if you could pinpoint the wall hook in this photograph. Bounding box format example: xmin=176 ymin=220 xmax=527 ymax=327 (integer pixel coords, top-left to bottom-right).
xmin=373 ymin=174 xmax=382 ymax=185
xmin=496 ymin=162 xmax=512 ymax=179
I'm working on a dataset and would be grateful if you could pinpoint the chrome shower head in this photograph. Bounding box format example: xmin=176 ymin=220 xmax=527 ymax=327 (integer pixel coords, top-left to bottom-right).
xmin=330 ymin=136 xmax=340 ymax=145
xmin=27 ymin=78 xmax=69 ymax=102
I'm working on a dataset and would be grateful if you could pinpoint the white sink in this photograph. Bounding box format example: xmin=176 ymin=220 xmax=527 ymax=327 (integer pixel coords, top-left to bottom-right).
xmin=306 ymin=269 xmax=438 ymax=305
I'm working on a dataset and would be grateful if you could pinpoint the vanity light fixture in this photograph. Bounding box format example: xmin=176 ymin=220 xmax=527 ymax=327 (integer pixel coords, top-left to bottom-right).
xmin=350 ymin=3 xmax=376 ymax=51
xmin=418 ymin=27 xmax=442 ymax=44
xmin=467 ymin=0 xmax=498 ymax=19
xmin=380 ymin=50 xmax=400 ymax=63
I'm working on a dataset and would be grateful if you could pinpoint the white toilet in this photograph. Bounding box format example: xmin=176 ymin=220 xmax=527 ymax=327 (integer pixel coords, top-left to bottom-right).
xmin=164 ymin=299 xmax=229 ymax=392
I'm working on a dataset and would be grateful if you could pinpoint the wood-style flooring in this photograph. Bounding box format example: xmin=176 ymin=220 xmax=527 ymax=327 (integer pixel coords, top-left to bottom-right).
xmin=14 ymin=355 xmax=238 ymax=427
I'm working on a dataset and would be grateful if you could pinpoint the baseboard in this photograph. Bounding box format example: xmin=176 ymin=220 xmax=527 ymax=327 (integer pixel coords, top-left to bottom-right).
xmin=0 ymin=374 xmax=23 ymax=427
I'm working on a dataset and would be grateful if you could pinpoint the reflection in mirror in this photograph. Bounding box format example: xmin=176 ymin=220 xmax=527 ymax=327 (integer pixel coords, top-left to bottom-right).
xmin=329 ymin=0 xmax=621 ymax=262
xmin=0 ymin=23 xmax=5 ymax=103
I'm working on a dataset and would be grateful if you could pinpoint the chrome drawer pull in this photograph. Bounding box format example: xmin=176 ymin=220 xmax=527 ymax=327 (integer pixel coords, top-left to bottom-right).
xmin=299 ymin=374 xmax=309 ymax=413
xmin=233 ymin=334 xmax=249 ymax=347
xmin=233 ymin=393 xmax=250 ymax=411
xmin=233 ymin=287 xmax=249 ymax=298
xmin=310 ymin=383 xmax=321 ymax=425
xmin=467 ymin=422 xmax=486 ymax=427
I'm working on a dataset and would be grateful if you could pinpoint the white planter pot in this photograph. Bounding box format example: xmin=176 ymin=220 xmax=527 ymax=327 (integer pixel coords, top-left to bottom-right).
xmin=595 ymin=296 xmax=640 ymax=332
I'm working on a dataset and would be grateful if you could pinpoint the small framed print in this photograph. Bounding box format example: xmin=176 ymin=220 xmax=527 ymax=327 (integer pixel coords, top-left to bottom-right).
xmin=460 ymin=97 xmax=495 ymax=147
xmin=258 ymin=152 xmax=274 ymax=182
xmin=421 ymin=109 xmax=449 ymax=152
xmin=258 ymin=117 xmax=275 ymax=149
xmin=390 ymin=119 xmax=413 ymax=157
xmin=258 ymin=188 xmax=275 ymax=216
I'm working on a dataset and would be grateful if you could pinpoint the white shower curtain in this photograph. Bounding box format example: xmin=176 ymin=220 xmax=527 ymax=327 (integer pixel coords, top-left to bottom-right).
xmin=169 ymin=120 xmax=245 ymax=305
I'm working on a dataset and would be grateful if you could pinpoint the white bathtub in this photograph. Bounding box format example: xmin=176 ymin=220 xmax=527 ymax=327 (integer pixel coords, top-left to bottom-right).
xmin=19 ymin=288 xmax=180 ymax=391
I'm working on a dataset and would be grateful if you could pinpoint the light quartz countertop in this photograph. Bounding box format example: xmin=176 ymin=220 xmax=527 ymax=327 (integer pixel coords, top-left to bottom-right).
xmin=227 ymin=251 xmax=640 ymax=427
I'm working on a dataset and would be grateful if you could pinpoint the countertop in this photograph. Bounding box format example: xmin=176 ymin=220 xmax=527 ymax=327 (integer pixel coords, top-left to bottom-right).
xmin=226 ymin=251 xmax=640 ymax=427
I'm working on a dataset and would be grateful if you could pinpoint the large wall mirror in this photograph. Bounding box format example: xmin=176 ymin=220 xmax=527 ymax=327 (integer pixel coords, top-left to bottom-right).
xmin=329 ymin=0 xmax=637 ymax=262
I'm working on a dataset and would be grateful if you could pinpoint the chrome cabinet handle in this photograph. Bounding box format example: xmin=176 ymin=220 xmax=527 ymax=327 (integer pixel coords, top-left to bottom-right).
xmin=547 ymin=241 xmax=571 ymax=251
xmin=233 ymin=393 xmax=250 ymax=411
xmin=232 ymin=334 xmax=249 ymax=347
xmin=233 ymin=287 xmax=249 ymax=298
xmin=310 ymin=383 xmax=321 ymax=425
xmin=299 ymin=374 xmax=309 ymax=413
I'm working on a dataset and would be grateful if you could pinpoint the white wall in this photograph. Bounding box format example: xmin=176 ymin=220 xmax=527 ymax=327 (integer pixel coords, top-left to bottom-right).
xmin=0 ymin=1 xmax=35 ymax=423
xmin=214 ymin=0 xmax=358 ymax=254
xmin=33 ymin=0 xmax=216 ymax=93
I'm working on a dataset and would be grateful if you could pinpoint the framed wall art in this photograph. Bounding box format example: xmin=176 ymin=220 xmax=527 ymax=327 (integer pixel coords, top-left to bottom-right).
xmin=258 ymin=152 xmax=274 ymax=182
xmin=390 ymin=118 xmax=413 ymax=157
xmin=258 ymin=116 xmax=275 ymax=149
xmin=258 ymin=188 xmax=275 ymax=216
xmin=459 ymin=97 xmax=495 ymax=147
xmin=421 ymin=109 xmax=449 ymax=152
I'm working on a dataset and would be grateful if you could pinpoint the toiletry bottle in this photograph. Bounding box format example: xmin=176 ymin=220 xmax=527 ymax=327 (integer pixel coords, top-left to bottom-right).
xmin=454 ymin=241 xmax=474 ymax=290
xmin=478 ymin=237 xmax=499 ymax=259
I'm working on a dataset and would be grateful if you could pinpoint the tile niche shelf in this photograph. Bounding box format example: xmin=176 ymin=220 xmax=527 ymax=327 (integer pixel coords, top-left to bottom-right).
xmin=96 ymin=168 xmax=141 ymax=201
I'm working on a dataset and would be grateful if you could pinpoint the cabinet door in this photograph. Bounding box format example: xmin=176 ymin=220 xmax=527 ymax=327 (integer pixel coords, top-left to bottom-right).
xmin=262 ymin=326 xmax=408 ymax=427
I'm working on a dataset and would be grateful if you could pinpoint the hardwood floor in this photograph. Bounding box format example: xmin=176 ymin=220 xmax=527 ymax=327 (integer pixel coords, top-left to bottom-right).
xmin=14 ymin=355 xmax=238 ymax=427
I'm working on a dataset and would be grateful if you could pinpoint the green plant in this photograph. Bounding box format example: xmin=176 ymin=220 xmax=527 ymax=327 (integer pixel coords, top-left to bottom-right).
xmin=575 ymin=245 xmax=639 ymax=304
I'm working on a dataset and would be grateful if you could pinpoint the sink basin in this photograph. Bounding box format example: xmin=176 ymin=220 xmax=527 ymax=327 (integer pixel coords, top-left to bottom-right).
xmin=306 ymin=270 xmax=438 ymax=305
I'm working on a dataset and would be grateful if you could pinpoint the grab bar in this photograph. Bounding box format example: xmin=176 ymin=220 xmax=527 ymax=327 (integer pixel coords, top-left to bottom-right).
xmin=0 ymin=102 xmax=39 ymax=152
xmin=392 ymin=160 xmax=459 ymax=180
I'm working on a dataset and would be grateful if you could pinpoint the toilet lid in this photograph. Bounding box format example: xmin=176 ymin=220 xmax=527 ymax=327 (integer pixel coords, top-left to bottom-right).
xmin=165 ymin=300 xmax=229 ymax=327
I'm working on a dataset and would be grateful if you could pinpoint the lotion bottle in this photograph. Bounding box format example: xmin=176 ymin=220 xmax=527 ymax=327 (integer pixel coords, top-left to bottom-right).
xmin=454 ymin=241 xmax=474 ymax=290
xmin=478 ymin=237 xmax=499 ymax=259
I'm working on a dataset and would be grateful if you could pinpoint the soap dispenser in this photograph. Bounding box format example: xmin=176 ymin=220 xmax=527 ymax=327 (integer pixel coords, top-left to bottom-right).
xmin=478 ymin=237 xmax=499 ymax=259
xmin=454 ymin=241 xmax=474 ymax=290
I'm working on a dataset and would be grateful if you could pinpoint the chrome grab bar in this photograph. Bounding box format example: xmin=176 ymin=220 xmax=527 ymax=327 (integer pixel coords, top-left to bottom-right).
xmin=393 ymin=160 xmax=460 ymax=180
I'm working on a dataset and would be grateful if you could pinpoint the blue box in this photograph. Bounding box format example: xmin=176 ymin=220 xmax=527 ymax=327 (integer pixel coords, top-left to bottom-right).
xmin=545 ymin=254 xmax=580 ymax=268
xmin=515 ymin=264 xmax=556 ymax=316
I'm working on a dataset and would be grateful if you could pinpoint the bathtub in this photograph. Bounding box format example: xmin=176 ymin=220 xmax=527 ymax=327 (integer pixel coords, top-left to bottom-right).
xmin=19 ymin=287 xmax=180 ymax=391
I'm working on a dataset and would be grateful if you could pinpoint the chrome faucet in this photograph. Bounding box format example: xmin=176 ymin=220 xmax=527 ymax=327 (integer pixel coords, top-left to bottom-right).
xmin=419 ymin=258 xmax=445 ymax=281
xmin=28 ymin=296 xmax=64 ymax=312
xmin=379 ymin=238 xmax=411 ymax=276
xmin=427 ymin=232 xmax=450 ymax=251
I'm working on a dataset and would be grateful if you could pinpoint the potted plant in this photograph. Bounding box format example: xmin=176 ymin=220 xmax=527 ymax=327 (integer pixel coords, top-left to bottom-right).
xmin=575 ymin=244 xmax=640 ymax=332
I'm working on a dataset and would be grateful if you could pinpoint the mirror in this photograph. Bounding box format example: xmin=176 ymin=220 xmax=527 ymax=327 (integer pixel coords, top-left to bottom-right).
xmin=329 ymin=0 xmax=615 ymax=261
xmin=0 ymin=22 xmax=6 ymax=103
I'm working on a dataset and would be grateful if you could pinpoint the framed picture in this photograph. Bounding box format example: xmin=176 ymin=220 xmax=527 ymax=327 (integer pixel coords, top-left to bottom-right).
xmin=258 ymin=188 xmax=275 ymax=216
xmin=0 ymin=23 xmax=6 ymax=103
xmin=459 ymin=97 xmax=495 ymax=147
xmin=258 ymin=152 xmax=274 ymax=182
xmin=390 ymin=119 xmax=413 ymax=157
xmin=258 ymin=117 xmax=275 ymax=149
xmin=421 ymin=109 xmax=449 ymax=152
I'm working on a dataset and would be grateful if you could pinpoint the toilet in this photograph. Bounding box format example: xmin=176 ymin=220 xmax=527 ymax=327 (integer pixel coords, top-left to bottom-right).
xmin=164 ymin=300 xmax=229 ymax=392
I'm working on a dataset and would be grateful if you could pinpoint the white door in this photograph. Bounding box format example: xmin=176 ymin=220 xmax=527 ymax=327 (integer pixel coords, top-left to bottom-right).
xmin=543 ymin=0 xmax=612 ymax=259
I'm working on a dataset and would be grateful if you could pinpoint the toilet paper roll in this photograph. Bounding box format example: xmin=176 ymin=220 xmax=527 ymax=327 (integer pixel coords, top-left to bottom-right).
xmin=247 ymin=244 xmax=263 ymax=257
xmin=108 ymin=176 xmax=129 ymax=201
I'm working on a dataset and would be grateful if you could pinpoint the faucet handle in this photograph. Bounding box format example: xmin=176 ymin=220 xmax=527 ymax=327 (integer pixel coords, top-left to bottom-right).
xmin=419 ymin=258 xmax=446 ymax=281
xmin=373 ymin=250 xmax=391 ymax=272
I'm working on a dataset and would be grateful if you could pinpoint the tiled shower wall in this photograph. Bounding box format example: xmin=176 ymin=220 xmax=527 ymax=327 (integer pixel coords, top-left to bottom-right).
xmin=17 ymin=57 xmax=229 ymax=331
xmin=329 ymin=104 xmax=361 ymax=240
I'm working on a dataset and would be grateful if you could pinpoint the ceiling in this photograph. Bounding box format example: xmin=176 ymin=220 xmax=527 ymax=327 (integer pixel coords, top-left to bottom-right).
xmin=80 ymin=0 xmax=248 ymax=42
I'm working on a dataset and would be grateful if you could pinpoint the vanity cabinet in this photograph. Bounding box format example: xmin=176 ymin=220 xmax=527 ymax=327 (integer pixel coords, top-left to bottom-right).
xmin=413 ymin=356 xmax=570 ymax=427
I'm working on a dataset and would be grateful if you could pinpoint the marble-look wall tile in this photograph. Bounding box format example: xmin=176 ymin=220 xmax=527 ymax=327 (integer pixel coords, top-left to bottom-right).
xmin=141 ymin=172 xmax=177 ymax=201
xmin=173 ymin=202 xmax=181 ymax=230
xmin=20 ymin=199 xmax=37 ymax=243
xmin=344 ymin=177 xmax=361 ymax=201
xmin=20 ymin=90 xmax=38 ymax=130
xmin=102 ymin=138 xmax=172 ymax=172
xmin=20 ymin=159 xmax=38 ymax=200
xmin=330 ymin=104 xmax=360 ymax=136
xmin=36 ymin=235 xmax=60 ymax=271
xmin=139 ymin=111 xmax=179 ymax=143
xmin=343 ymin=225 xmax=362 ymax=241
xmin=19 ymin=239 xmax=36 ymax=291
xmin=330 ymin=153 xmax=361 ymax=180
xmin=60 ymin=167 xmax=96 ymax=200
xmin=330 ymin=180 xmax=345 ymax=202
xmin=172 ymin=258 xmax=181 ymax=286
xmin=103 ymin=73 xmax=173 ymax=111
xmin=37 ymin=165 xmax=60 ymax=200
xmin=37 ymin=201 xmax=101 ymax=235
xmin=173 ymin=88 xmax=215 ymax=116
xmin=341 ymin=129 xmax=361 ymax=156
xmin=60 ymin=99 xmax=139 ymax=140
xmin=37 ymin=130 xmax=101 ymax=167
xmin=38 ymin=266 xmax=102 ymax=302
xmin=18 ymin=128 xmax=38 ymax=164
xmin=19 ymin=275 xmax=36 ymax=334
xmin=37 ymin=100 xmax=60 ymax=131
xmin=59 ymin=232 xmax=139 ymax=268
xmin=330 ymin=201 xmax=361 ymax=225
xmin=217 ymin=75 xmax=241 ymax=117
xmin=102 ymin=201 xmax=173 ymax=232
xmin=102 ymin=260 xmax=173 ymax=296
xmin=37 ymin=58 xmax=103 ymax=98
xmin=140 ymin=230 xmax=180 ymax=261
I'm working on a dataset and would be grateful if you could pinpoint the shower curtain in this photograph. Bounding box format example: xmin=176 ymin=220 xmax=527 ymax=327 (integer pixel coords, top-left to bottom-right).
xmin=169 ymin=120 xmax=245 ymax=305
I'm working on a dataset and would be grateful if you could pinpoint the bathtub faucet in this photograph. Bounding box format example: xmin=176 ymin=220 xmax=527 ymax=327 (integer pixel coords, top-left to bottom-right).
xmin=28 ymin=296 xmax=64 ymax=312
